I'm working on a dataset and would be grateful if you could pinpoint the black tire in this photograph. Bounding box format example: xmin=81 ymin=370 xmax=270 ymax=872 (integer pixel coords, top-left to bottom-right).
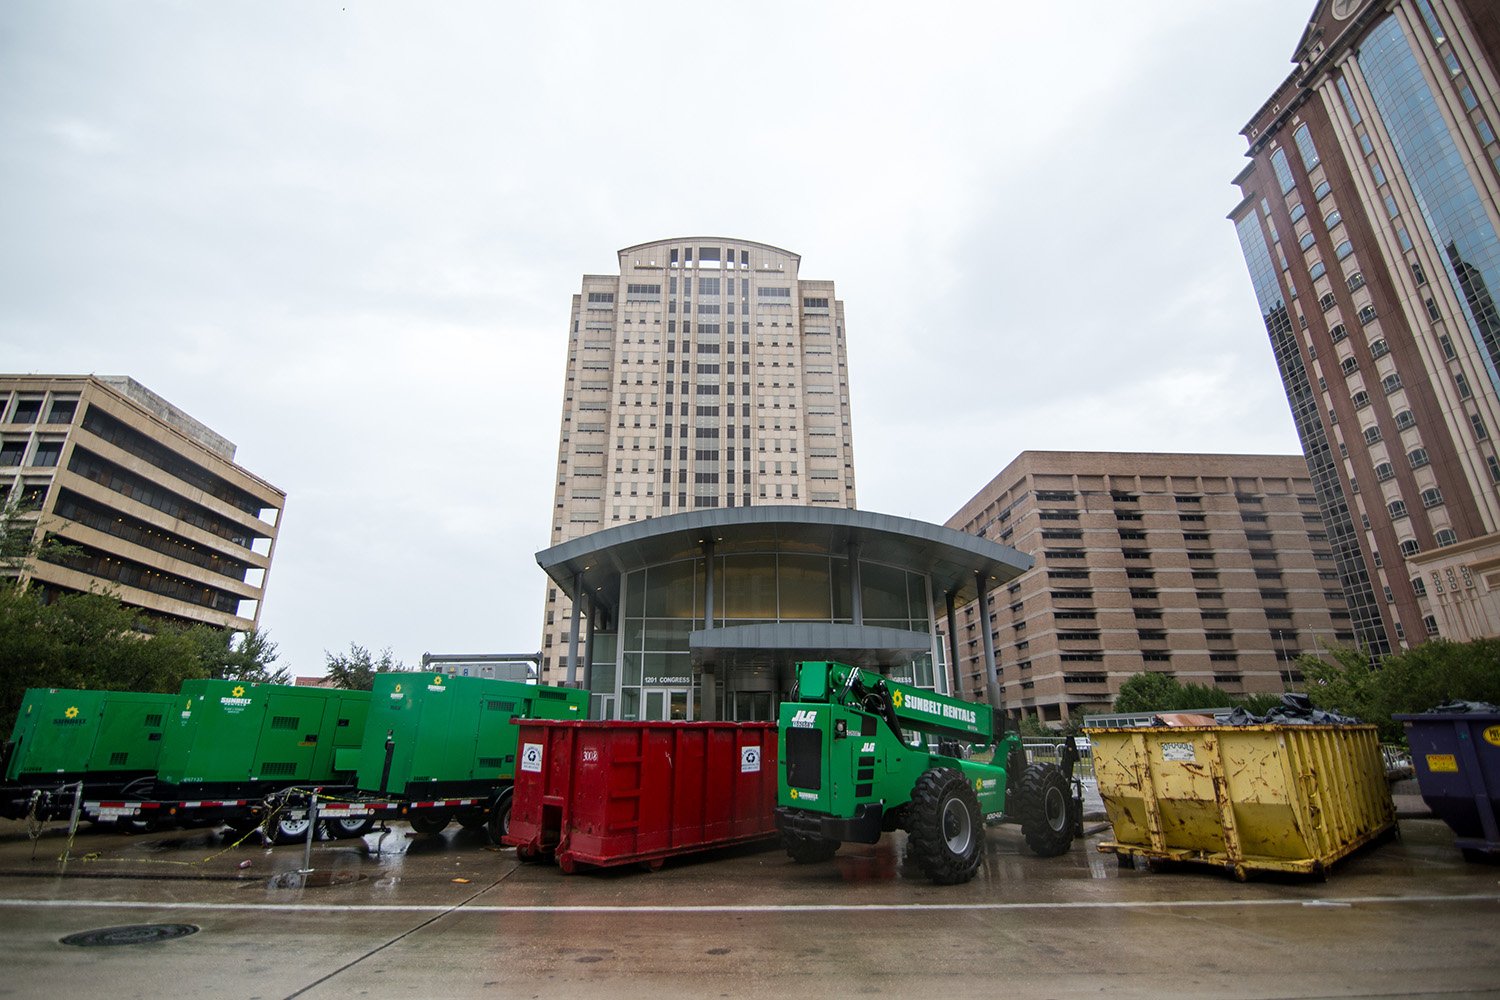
xmin=272 ymin=812 xmax=315 ymax=845
xmin=407 ymin=811 xmax=451 ymax=835
xmin=1018 ymin=762 xmax=1074 ymax=857
xmin=485 ymin=793 xmax=513 ymax=846
xmin=783 ymin=831 xmax=840 ymax=864
xmin=323 ymin=816 xmax=375 ymax=839
xmin=904 ymin=767 xmax=983 ymax=884
xmin=456 ymin=810 xmax=488 ymax=832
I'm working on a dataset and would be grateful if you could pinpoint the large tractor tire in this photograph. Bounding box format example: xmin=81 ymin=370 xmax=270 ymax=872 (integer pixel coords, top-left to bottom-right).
xmin=1018 ymin=762 xmax=1074 ymax=857
xmin=905 ymin=767 xmax=983 ymax=884
xmin=783 ymin=831 xmax=840 ymax=864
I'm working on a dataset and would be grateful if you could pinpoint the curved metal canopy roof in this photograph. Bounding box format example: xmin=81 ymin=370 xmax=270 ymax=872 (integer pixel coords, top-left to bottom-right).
xmin=536 ymin=505 xmax=1032 ymax=615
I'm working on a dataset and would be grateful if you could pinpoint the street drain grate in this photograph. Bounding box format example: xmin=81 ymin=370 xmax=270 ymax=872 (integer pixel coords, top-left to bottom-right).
xmin=266 ymin=870 xmax=365 ymax=890
xmin=61 ymin=924 xmax=200 ymax=947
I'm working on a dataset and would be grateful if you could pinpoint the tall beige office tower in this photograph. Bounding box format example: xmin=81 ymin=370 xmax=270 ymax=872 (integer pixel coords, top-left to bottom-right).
xmin=539 ymin=238 xmax=858 ymax=684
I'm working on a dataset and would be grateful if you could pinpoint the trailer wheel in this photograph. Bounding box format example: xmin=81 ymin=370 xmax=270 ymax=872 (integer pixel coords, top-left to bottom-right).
xmin=1018 ymin=762 xmax=1074 ymax=857
xmin=456 ymin=810 xmax=487 ymax=832
xmin=485 ymin=792 xmax=513 ymax=846
xmin=905 ymin=767 xmax=983 ymax=884
xmin=272 ymin=813 xmax=315 ymax=845
xmin=324 ymin=816 xmax=375 ymax=839
xmin=783 ymin=831 xmax=840 ymax=864
xmin=407 ymin=811 xmax=450 ymax=835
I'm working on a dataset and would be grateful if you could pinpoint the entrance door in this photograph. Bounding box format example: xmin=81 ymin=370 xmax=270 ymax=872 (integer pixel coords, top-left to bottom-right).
xmin=642 ymin=688 xmax=691 ymax=721
xmin=729 ymin=691 xmax=773 ymax=722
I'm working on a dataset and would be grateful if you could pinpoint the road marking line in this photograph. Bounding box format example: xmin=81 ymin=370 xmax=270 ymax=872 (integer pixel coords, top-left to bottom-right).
xmin=0 ymin=894 xmax=1496 ymax=915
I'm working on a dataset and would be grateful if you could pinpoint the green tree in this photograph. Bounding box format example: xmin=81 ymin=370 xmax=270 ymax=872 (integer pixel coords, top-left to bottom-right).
xmin=181 ymin=625 xmax=289 ymax=684
xmin=0 ymin=587 xmax=209 ymax=734
xmin=323 ymin=643 xmax=408 ymax=690
xmin=1113 ymin=673 xmax=1262 ymax=715
xmin=1302 ymin=639 xmax=1500 ymax=741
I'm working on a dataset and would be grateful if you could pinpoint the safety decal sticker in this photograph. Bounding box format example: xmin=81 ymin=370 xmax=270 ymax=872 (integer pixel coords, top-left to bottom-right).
xmin=1161 ymin=741 xmax=1195 ymax=763
xmin=520 ymin=742 xmax=544 ymax=773
xmin=741 ymin=746 xmax=761 ymax=773
xmin=1484 ymin=725 xmax=1500 ymax=748
xmin=1426 ymin=753 xmax=1459 ymax=773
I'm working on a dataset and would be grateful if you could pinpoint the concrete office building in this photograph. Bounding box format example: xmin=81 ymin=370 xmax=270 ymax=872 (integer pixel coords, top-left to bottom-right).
xmin=0 ymin=375 xmax=283 ymax=631
xmin=540 ymin=238 xmax=858 ymax=684
xmin=944 ymin=452 xmax=1355 ymax=725
xmin=1229 ymin=0 xmax=1500 ymax=651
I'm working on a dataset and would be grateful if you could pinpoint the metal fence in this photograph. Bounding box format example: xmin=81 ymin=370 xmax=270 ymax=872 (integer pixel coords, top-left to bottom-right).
xmin=1019 ymin=737 xmax=1094 ymax=777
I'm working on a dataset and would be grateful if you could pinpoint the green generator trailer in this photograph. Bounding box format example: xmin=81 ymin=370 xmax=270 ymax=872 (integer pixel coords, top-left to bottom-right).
xmin=1 ymin=688 xmax=179 ymax=821
xmin=153 ymin=680 xmax=370 ymax=802
xmin=356 ymin=672 xmax=587 ymax=840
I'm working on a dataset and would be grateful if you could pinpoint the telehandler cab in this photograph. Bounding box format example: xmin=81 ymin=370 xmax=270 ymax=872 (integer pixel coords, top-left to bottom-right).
xmin=776 ymin=660 xmax=1078 ymax=884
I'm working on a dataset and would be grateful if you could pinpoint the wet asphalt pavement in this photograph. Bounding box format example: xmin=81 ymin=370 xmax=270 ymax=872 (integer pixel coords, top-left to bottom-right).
xmin=0 ymin=807 xmax=1497 ymax=1000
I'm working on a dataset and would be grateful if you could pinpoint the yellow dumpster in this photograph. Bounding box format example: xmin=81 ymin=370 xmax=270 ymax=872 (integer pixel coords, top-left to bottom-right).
xmin=1084 ymin=724 xmax=1395 ymax=879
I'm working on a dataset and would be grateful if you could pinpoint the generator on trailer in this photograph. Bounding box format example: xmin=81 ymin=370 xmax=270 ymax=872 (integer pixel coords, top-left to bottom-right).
xmin=354 ymin=672 xmax=588 ymax=841
xmin=776 ymin=661 xmax=1077 ymax=884
xmin=1 ymin=689 xmax=179 ymax=822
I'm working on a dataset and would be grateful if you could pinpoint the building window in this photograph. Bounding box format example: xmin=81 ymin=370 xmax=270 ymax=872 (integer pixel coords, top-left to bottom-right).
xmin=1358 ymin=305 xmax=1378 ymax=324
xmin=1324 ymin=209 xmax=1342 ymax=230
xmin=1271 ymin=148 xmax=1297 ymax=194
xmin=1382 ymin=372 xmax=1403 ymax=394
xmin=1400 ymin=539 xmax=1421 ymax=557
xmin=1388 ymin=500 xmax=1408 ymax=519
xmin=1314 ymin=180 xmax=1332 ymax=201
xmin=1370 ymin=339 xmax=1390 ymax=359
xmin=1352 ymin=390 xmax=1371 ymax=409
xmin=1310 ymin=261 xmax=1327 ymax=280
xmin=0 ymin=437 xmax=24 ymax=466
xmin=1301 ymin=232 xmax=1319 ymax=252
xmin=1294 ymin=124 xmax=1320 ymax=170
xmin=1363 ymin=425 xmax=1382 ymax=445
xmin=1335 ymin=240 xmax=1354 ymax=260
xmin=1395 ymin=409 xmax=1416 ymax=430
xmin=1456 ymin=373 xmax=1472 ymax=399
xmin=1409 ymin=447 xmax=1430 ymax=468
xmin=30 ymin=438 xmax=63 ymax=467
xmin=1347 ymin=272 xmax=1366 ymax=291
xmin=1411 ymin=576 xmax=1427 ymax=597
xmin=1436 ymin=528 xmax=1458 ymax=546
xmin=1319 ymin=292 xmax=1338 ymax=311
xmin=1472 ymin=414 xmax=1489 ymax=440
xmin=1342 ymin=356 xmax=1360 ymax=375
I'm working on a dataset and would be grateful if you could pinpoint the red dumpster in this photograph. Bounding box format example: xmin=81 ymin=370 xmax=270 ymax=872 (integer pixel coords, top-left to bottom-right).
xmin=504 ymin=720 xmax=778 ymax=873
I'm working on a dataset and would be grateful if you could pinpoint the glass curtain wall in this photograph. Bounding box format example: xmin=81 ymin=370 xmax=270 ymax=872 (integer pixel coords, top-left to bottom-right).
xmin=598 ymin=552 xmax=938 ymax=720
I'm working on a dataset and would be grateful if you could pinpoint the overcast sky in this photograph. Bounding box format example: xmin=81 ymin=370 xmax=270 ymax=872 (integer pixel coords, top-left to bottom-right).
xmin=1 ymin=0 xmax=1318 ymax=678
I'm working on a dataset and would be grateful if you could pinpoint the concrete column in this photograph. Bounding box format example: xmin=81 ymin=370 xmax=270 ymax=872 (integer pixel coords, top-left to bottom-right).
xmin=700 ymin=667 xmax=717 ymax=721
xmin=945 ymin=590 xmax=963 ymax=698
xmin=976 ymin=572 xmax=1001 ymax=710
xmin=583 ymin=595 xmax=596 ymax=693
xmin=701 ymin=539 xmax=717 ymax=721
xmin=565 ymin=571 xmax=583 ymax=687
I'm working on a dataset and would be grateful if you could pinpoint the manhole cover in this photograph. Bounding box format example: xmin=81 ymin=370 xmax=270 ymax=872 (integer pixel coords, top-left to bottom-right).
xmin=61 ymin=924 xmax=199 ymax=947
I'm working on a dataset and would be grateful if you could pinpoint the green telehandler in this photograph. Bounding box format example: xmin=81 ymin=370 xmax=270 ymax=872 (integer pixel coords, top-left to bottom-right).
xmin=776 ymin=660 xmax=1079 ymax=884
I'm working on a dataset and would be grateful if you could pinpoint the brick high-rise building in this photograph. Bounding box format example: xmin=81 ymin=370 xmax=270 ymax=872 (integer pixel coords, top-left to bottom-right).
xmin=1229 ymin=0 xmax=1500 ymax=651
xmin=540 ymin=239 xmax=857 ymax=683
xmin=943 ymin=452 xmax=1352 ymax=726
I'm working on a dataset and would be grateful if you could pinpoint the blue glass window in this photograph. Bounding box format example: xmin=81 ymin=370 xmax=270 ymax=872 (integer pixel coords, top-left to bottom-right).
xmin=1461 ymin=86 xmax=1478 ymax=111
xmin=1443 ymin=49 xmax=1461 ymax=77
xmin=1479 ymin=119 xmax=1495 ymax=145
xmin=1300 ymin=232 xmax=1318 ymax=251
xmin=1325 ymin=210 xmax=1342 ymax=229
xmin=1330 ymin=323 xmax=1348 ymax=342
xmin=1384 ymin=194 xmax=1400 ymax=218
xmin=1371 ymin=162 xmax=1386 ymax=186
xmin=1314 ymin=180 xmax=1332 ymax=201
xmin=1294 ymin=124 xmax=1320 ymax=170
xmin=1310 ymin=261 xmax=1327 ymax=280
xmin=1335 ymin=241 xmax=1354 ymax=260
xmin=1398 ymin=228 xmax=1413 ymax=251
xmin=1271 ymin=149 xmax=1297 ymax=195
xmin=1289 ymin=203 xmax=1306 ymax=223
xmin=1360 ymin=133 xmax=1374 ymax=155
xmin=1336 ymin=77 xmax=1363 ymax=124
xmin=1415 ymin=0 xmax=1446 ymax=42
